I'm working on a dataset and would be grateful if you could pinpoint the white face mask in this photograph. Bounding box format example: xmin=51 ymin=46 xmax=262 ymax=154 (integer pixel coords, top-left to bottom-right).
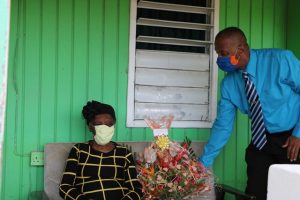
xmin=94 ymin=125 xmax=115 ymax=145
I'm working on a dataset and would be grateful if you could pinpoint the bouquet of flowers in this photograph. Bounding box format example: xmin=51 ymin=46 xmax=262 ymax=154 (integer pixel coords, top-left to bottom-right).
xmin=137 ymin=116 xmax=212 ymax=200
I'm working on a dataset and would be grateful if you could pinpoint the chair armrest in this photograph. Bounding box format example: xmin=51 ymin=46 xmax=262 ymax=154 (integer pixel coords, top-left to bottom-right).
xmin=215 ymin=183 xmax=256 ymax=200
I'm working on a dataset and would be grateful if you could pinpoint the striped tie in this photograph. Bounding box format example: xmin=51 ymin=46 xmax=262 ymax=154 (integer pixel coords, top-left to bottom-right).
xmin=242 ymin=71 xmax=267 ymax=150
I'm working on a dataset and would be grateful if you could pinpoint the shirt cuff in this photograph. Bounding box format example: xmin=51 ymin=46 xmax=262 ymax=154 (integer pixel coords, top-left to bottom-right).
xmin=292 ymin=124 xmax=300 ymax=138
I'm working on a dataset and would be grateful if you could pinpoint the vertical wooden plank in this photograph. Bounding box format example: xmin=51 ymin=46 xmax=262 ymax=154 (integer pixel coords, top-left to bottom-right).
xmin=71 ymin=0 xmax=88 ymax=142
xmin=223 ymin=127 xmax=237 ymax=186
xmin=23 ymin=0 xmax=41 ymax=157
xmin=16 ymin=4 xmax=28 ymax=198
xmin=273 ymin=0 xmax=286 ymax=48
xmin=56 ymin=0 xmax=73 ymax=142
xmin=102 ymin=0 xmax=118 ymax=105
xmin=40 ymin=0 xmax=57 ymax=149
xmin=225 ymin=0 xmax=239 ymax=26
xmin=85 ymin=0 xmax=104 ymax=141
xmin=22 ymin=157 xmax=31 ymax=198
xmin=21 ymin=0 xmax=42 ymax=197
xmin=219 ymin=0 xmax=227 ymax=28
xmin=235 ymin=112 xmax=248 ymax=189
xmin=262 ymin=0 xmax=274 ymax=47
xmin=32 ymin=0 xmax=43 ymax=193
xmin=250 ymin=0 xmax=263 ymax=48
xmin=87 ymin=0 xmax=104 ymax=101
xmin=34 ymin=0 xmax=58 ymax=192
xmin=102 ymin=0 xmax=119 ymax=140
xmin=116 ymin=0 xmax=130 ymax=141
xmin=238 ymin=0 xmax=250 ymax=35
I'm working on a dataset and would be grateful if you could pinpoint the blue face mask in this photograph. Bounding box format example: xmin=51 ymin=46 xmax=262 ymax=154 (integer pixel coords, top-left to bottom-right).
xmin=216 ymin=50 xmax=239 ymax=72
xmin=216 ymin=56 xmax=237 ymax=72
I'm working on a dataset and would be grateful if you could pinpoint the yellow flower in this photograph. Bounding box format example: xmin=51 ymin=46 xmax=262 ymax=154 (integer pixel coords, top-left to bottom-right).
xmin=155 ymin=135 xmax=170 ymax=150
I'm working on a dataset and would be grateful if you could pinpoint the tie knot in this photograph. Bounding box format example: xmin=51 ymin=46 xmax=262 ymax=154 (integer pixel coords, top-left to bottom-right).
xmin=242 ymin=71 xmax=248 ymax=79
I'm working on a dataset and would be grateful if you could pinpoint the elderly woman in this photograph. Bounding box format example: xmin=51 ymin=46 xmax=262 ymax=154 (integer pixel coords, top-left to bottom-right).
xmin=59 ymin=100 xmax=143 ymax=200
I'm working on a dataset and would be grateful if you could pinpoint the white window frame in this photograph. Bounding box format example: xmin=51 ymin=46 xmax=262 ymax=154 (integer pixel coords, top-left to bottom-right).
xmin=127 ymin=0 xmax=220 ymax=128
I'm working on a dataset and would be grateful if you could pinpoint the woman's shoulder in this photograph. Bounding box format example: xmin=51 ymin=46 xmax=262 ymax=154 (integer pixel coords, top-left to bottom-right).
xmin=72 ymin=142 xmax=90 ymax=151
xmin=113 ymin=142 xmax=132 ymax=155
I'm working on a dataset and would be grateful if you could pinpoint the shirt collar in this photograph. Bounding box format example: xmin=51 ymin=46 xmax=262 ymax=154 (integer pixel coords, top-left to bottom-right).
xmin=244 ymin=49 xmax=257 ymax=78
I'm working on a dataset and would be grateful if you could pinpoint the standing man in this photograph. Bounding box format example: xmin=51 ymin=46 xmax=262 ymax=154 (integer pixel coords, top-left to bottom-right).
xmin=199 ymin=27 xmax=300 ymax=200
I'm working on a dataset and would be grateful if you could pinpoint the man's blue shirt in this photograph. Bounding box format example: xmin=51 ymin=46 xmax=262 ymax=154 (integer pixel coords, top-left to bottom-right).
xmin=200 ymin=49 xmax=300 ymax=167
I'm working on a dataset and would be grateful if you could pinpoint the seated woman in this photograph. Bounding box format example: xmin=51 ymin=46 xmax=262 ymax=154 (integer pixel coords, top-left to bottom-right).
xmin=59 ymin=100 xmax=143 ymax=200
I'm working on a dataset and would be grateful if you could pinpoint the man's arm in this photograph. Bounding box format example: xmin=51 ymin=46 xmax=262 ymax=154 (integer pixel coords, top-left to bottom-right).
xmin=281 ymin=50 xmax=300 ymax=161
xmin=199 ymin=80 xmax=237 ymax=167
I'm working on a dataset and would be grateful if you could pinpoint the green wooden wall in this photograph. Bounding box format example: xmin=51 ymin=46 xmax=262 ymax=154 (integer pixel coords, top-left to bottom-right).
xmin=2 ymin=0 xmax=291 ymax=199
xmin=287 ymin=0 xmax=300 ymax=58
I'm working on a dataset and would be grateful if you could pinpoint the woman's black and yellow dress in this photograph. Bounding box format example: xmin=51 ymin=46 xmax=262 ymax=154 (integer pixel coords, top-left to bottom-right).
xmin=59 ymin=142 xmax=143 ymax=200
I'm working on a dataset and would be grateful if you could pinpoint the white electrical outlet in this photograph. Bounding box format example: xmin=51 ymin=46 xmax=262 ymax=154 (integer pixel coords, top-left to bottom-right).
xmin=31 ymin=151 xmax=44 ymax=166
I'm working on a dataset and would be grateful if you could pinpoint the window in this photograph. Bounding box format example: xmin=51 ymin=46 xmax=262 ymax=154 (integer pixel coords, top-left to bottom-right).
xmin=127 ymin=0 xmax=219 ymax=128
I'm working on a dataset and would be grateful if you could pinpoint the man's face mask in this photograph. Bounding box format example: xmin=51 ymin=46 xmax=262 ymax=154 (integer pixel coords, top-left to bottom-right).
xmin=216 ymin=49 xmax=239 ymax=72
xmin=94 ymin=125 xmax=115 ymax=145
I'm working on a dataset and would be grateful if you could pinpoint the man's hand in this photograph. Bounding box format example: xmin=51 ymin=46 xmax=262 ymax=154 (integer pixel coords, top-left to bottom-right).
xmin=282 ymin=136 xmax=300 ymax=161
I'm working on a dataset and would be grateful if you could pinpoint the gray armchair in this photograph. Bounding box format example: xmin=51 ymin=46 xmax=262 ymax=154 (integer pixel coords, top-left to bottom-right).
xmin=43 ymin=142 xmax=255 ymax=200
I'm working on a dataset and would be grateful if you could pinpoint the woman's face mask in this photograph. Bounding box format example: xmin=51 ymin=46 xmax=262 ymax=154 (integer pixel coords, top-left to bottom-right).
xmin=94 ymin=125 xmax=115 ymax=145
xmin=216 ymin=49 xmax=239 ymax=72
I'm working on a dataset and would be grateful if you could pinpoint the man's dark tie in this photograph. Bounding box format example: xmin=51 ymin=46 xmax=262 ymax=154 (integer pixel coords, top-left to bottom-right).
xmin=242 ymin=71 xmax=267 ymax=150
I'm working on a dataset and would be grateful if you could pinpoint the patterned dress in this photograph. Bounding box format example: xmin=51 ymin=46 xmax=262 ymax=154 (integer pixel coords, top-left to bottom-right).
xmin=59 ymin=142 xmax=143 ymax=200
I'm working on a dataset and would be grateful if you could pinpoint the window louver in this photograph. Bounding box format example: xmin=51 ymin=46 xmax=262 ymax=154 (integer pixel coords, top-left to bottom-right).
xmin=127 ymin=0 xmax=219 ymax=127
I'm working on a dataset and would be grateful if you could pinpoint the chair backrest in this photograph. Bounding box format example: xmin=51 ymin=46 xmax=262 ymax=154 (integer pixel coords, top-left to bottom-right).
xmin=44 ymin=143 xmax=75 ymax=200
xmin=44 ymin=141 xmax=206 ymax=200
